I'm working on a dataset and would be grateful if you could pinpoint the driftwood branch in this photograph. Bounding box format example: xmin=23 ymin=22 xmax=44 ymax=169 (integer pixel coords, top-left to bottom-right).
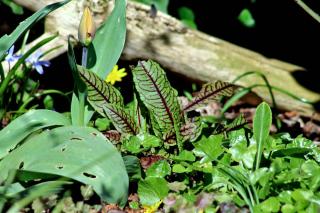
xmin=10 ymin=0 xmax=320 ymax=119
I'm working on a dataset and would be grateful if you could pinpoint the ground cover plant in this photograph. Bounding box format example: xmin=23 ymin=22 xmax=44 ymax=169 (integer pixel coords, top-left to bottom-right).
xmin=0 ymin=0 xmax=320 ymax=212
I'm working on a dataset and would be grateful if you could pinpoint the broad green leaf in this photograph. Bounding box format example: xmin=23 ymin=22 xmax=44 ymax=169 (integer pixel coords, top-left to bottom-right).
xmin=255 ymin=197 xmax=280 ymax=212
xmin=123 ymin=155 xmax=142 ymax=181
xmin=130 ymin=133 xmax=161 ymax=149
xmin=0 ymin=0 xmax=70 ymax=59
xmin=0 ymin=110 xmax=70 ymax=159
xmin=254 ymin=102 xmax=272 ymax=170
xmin=138 ymin=177 xmax=169 ymax=206
xmin=0 ymin=126 xmax=128 ymax=206
xmin=146 ymin=160 xmax=171 ymax=178
xmin=103 ymin=104 xmax=139 ymax=135
xmin=132 ymin=60 xmax=182 ymax=145
xmin=7 ymin=181 xmax=72 ymax=213
xmin=183 ymin=81 xmax=236 ymax=112
xmin=229 ymin=139 xmax=256 ymax=169
xmin=194 ymin=135 xmax=224 ymax=161
xmin=172 ymin=164 xmax=190 ymax=173
xmin=87 ymin=0 xmax=126 ymax=78
xmin=78 ymin=66 xmax=124 ymax=116
xmin=238 ymin=8 xmax=255 ymax=28
xmin=173 ymin=150 xmax=196 ymax=162
xmin=0 ymin=183 xmax=25 ymax=198
xmin=178 ymin=7 xmax=197 ymax=29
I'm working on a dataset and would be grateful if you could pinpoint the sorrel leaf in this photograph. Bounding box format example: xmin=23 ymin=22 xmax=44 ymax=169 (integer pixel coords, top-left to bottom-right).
xmin=78 ymin=66 xmax=124 ymax=116
xmin=132 ymin=60 xmax=182 ymax=145
xmin=103 ymin=104 xmax=139 ymax=135
xmin=183 ymin=81 xmax=236 ymax=112
xmin=180 ymin=117 xmax=202 ymax=142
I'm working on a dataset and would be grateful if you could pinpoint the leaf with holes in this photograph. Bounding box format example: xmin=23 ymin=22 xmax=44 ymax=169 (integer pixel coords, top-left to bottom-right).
xmin=132 ymin=60 xmax=182 ymax=145
xmin=0 ymin=126 xmax=128 ymax=206
xmin=78 ymin=65 xmax=124 ymax=116
xmin=103 ymin=103 xmax=139 ymax=135
xmin=0 ymin=109 xmax=70 ymax=159
xmin=183 ymin=81 xmax=237 ymax=112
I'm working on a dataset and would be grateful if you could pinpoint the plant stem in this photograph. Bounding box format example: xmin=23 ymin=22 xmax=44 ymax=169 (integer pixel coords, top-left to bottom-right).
xmin=294 ymin=0 xmax=320 ymax=24
xmin=82 ymin=47 xmax=88 ymax=67
xmin=78 ymin=46 xmax=88 ymax=126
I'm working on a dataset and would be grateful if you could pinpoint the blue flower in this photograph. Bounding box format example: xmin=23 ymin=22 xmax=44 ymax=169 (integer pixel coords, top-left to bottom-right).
xmin=26 ymin=51 xmax=51 ymax=75
xmin=5 ymin=45 xmax=21 ymax=63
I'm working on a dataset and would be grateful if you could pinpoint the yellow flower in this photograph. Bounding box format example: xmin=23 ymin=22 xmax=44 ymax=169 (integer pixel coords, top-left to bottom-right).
xmin=143 ymin=200 xmax=162 ymax=213
xmin=105 ymin=65 xmax=127 ymax=85
xmin=78 ymin=7 xmax=96 ymax=46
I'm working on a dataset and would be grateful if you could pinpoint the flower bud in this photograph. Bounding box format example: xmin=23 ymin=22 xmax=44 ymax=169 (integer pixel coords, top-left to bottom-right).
xmin=78 ymin=7 xmax=96 ymax=46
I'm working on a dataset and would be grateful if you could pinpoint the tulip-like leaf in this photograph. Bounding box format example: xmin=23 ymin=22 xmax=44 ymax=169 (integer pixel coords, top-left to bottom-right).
xmin=132 ymin=60 xmax=182 ymax=145
xmin=103 ymin=104 xmax=139 ymax=135
xmin=87 ymin=0 xmax=126 ymax=78
xmin=78 ymin=65 xmax=124 ymax=116
xmin=0 ymin=126 xmax=128 ymax=206
xmin=183 ymin=81 xmax=236 ymax=112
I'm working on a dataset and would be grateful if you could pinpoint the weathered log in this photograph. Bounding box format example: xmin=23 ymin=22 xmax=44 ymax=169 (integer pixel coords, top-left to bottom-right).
xmin=10 ymin=0 xmax=320 ymax=119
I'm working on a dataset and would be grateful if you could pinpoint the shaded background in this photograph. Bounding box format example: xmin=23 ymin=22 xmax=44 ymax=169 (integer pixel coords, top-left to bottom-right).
xmin=1 ymin=0 xmax=320 ymax=109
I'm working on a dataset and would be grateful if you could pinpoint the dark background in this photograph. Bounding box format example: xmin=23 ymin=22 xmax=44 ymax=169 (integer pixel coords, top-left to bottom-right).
xmin=1 ymin=0 xmax=320 ymax=108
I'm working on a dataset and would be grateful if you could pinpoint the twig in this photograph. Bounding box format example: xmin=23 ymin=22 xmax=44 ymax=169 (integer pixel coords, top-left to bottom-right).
xmin=294 ymin=0 xmax=320 ymax=24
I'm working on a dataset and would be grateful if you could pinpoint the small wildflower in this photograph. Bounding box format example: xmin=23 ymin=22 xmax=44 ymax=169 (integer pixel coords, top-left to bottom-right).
xmin=78 ymin=7 xmax=96 ymax=46
xmin=143 ymin=200 xmax=162 ymax=213
xmin=105 ymin=65 xmax=127 ymax=85
xmin=26 ymin=51 xmax=51 ymax=75
xmin=5 ymin=45 xmax=21 ymax=64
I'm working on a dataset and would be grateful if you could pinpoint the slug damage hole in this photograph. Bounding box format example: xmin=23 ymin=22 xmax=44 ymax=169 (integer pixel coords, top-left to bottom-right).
xmin=83 ymin=172 xmax=96 ymax=179
xmin=56 ymin=165 xmax=64 ymax=169
xmin=19 ymin=161 xmax=24 ymax=169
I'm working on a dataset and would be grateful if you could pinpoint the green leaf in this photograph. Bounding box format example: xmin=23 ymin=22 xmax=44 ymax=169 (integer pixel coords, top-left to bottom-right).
xmin=183 ymin=81 xmax=236 ymax=112
xmin=0 ymin=126 xmax=128 ymax=206
xmin=87 ymin=0 xmax=126 ymax=78
xmin=173 ymin=150 xmax=196 ymax=162
xmin=194 ymin=135 xmax=224 ymax=161
xmin=254 ymin=102 xmax=272 ymax=170
xmin=272 ymin=147 xmax=312 ymax=158
xmin=146 ymin=160 xmax=171 ymax=178
xmin=2 ymin=0 xmax=24 ymax=15
xmin=178 ymin=7 xmax=197 ymax=29
xmin=132 ymin=60 xmax=182 ymax=145
xmin=78 ymin=65 xmax=124 ymax=116
xmin=0 ymin=110 xmax=70 ymax=159
xmin=7 ymin=181 xmax=72 ymax=213
xmin=0 ymin=0 xmax=70 ymax=60
xmin=238 ymin=8 xmax=255 ymax=28
xmin=138 ymin=177 xmax=169 ymax=206
xmin=255 ymin=197 xmax=280 ymax=212
xmin=123 ymin=155 xmax=142 ymax=181
xmin=131 ymin=133 xmax=161 ymax=149
xmin=103 ymin=103 xmax=139 ymax=135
